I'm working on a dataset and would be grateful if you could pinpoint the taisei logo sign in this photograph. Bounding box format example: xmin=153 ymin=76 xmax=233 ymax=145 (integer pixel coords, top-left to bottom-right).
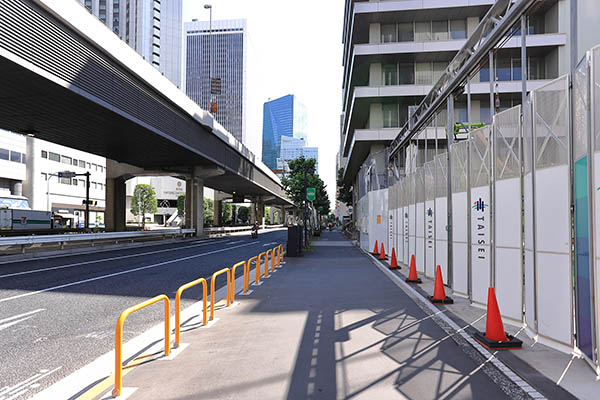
xmin=472 ymin=197 xmax=488 ymax=260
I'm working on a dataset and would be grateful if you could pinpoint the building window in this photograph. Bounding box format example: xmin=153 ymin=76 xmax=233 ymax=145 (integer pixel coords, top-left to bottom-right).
xmin=383 ymin=103 xmax=399 ymax=128
xmin=10 ymin=151 xmax=21 ymax=163
xmin=72 ymin=179 xmax=78 ymax=186
xmin=61 ymin=155 xmax=72 ymax=165
xmin=399 ymin=63 xmax=415 ymax=85
xmin=49 ymin=152 xmax=60 ymax=162
xmin=382 ymin=63 xmax=398 ymax=86
xmin=497 ymin=58 xmax=511 ymax=81
xmin=398 ymin=22 xmax=414 ymax=42
xmin=416 ymin=62 xmax=432 ymax=85
xmin=0 ymin=148 xmax=9 ymax=160
xmin=415 ymin=21 xmax=431 ymax=42
xmin=60 ymin=177 xmax=71 ymax=185
xmin=433 ymin=62 xmax=446 ymax=83
xmin=450 ymin=19 xmax=467 ymax=39
xmin=41 ymin=150 xmax=48 ymax=158
xmin=432 ymin=20 xmax=449 ymax=41
xmin=79 ymin=160 xmax=86 ymax=167
xmin=381 ymin=24 xmax=397 ymax=43
xmin=21 ymin=154 xmax=26 ymax=164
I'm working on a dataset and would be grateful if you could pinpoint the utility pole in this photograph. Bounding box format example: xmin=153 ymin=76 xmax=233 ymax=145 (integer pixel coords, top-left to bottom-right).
xmin=85 ymin=171 xmax=90 ymax=230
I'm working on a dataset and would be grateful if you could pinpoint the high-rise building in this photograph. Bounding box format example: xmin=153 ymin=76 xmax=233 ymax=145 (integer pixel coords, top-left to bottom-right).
xmin=78 ymin=0 xmax=182 ymax=87
xmin=261 ymin=94 xmax=308 ymax=170
xmin=276 ymin=136 xmax=319 ymax=176
xmin=184 ymin=19 xmax=247 ymax=143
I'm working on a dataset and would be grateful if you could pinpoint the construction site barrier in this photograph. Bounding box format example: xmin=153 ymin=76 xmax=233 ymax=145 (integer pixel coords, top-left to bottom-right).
xmin=174 ymin=278 xmax=207 ymax=348
xmin=210 ymin=268 xmax=231 ymax=320
xmin=230 ymin=261 xmax=248 ymax=303
xmin=113 ymin=295 xmax=170 ymax=397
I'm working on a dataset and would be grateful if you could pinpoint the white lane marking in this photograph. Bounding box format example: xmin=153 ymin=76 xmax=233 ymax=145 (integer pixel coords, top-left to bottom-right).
xmin=0 ymin=367 xmax=61 ymax=400
xmin=0 ymin=242 xmax=257 ymax=304
xmin=0 ymin=309 xmax=45 ymax=325
xmin=0 ymin=239 xmax=229 ymax=280
xmin=262 ymin=242 xmax=278 ymax=247
xmin=0 ymin=316 xmax=36 ymax=332
xmin=228 ymin=240 xmax=244 ymax=245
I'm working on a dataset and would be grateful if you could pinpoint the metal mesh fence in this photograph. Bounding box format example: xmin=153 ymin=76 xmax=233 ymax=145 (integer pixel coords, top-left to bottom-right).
xmin=451 ymin=140 xmax=468 ymax=193
xmin=435 ymin=153 xmax=448 ymax=197
xmin=493 ymin=105 xmax=521 ymax=180
xmin=425 ymin=161 xmax=435 ymax=201
xmin=523 ymin=98 xmax=533 ymax=175
xmin=533 ymin=76 xmax=570 ymax=169
xmin=471 ymin=126 xmax=491 ymax=187
xmin=416 ymin=167 xmax=425 ymax=203
xmin=357 ymin=148 xmax=389 ymax=201
xmin=573 ymin=56 xmax=590 ymax=162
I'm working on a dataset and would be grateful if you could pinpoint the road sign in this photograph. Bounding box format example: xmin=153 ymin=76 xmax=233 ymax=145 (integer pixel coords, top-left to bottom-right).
xmin=306 ymin=187 xmax=316 ymax=202
xmin=210 ymin=78 xmax=222 ymax=94
xmin=58 ymin=171 xmax=76 ymax=178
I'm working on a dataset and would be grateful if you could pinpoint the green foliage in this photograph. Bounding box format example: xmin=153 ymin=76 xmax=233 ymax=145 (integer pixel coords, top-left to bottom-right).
xmin=177 ymin=194 xmax=186 ymax=217
xmin=281 ymin=157 xmax=330 ymax=216
xmin=336 ymin=168 xmax=353 ymax=207
xmin=221 ymin=202 xmax=233 ymax=224
xmin=265 ymin=207 xmax=271 ymax=224
xmin=203 ymin=197 xmax=214 ymax=225
xmin=237 ymin=206 xmax=250 ymax=224
xmin=131 ymin=184 xmax=158 ymax=229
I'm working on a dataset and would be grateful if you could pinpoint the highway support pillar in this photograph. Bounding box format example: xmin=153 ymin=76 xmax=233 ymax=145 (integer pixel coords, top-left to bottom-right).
xmin=185 ymin=168 xmax=204 ymax=236
xmin=105 ymin=176 xmax=126 ymax=232
xmin=257 ymin=198 xmax=265 ymax=227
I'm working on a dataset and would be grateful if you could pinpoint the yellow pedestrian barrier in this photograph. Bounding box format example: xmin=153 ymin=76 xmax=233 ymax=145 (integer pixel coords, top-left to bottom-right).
xmin=271 ymin=246 xmax=278 ymax=272
xmin=264 ymin=249 xmax=272 ymax=278
xmin=257 ymin=252 xmax=267 ymax=283
xmin=174 ymin=277 xmax=207 ymax=348
xmin=230 ymin=260 xmax=248 ymax=302
xmin=248 ymin=255 xmax=259 ymax=285
xmin=210 ymin=268 xmax=231 ymax=320
xmin=278 ymin=244 xmax=284 ymax=265
xmin=113 ymin=295 xmax=170 ymax=397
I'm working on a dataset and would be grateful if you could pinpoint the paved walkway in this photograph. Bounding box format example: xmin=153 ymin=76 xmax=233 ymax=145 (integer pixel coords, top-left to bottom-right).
xmin=89 ymin=231 xmax=576 ymax=399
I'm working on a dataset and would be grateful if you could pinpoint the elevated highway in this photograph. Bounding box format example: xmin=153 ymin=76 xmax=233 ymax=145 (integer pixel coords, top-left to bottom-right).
xmin=0 ymin=0 xmax=292 ymax=232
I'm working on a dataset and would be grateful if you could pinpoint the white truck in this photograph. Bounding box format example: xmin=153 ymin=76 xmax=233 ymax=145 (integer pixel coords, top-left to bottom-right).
xmin=0 ymin=195 xmax=52 ymax=230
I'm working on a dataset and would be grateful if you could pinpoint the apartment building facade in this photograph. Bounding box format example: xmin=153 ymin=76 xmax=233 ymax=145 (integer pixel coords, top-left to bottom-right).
xmin=341 ymin=0 xmax=569 ymax=185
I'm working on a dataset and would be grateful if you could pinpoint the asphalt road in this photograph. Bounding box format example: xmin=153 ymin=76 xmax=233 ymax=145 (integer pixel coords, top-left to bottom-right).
xmin=0 ymin=229 xmax=287 ymax=399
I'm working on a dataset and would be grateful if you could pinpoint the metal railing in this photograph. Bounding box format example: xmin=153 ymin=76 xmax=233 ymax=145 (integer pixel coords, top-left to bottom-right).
xmin=111 ymin=244 xmax=285 ymax=396
xmin=113 ymin=295 xmax=170 ymax=397
xmin=210 ymin=268 xmax=231 ymax=320
xmin=256 ymin=252 xmax=267 ymax=285
xmin=174 ymin=278 xmax=208 ymax=348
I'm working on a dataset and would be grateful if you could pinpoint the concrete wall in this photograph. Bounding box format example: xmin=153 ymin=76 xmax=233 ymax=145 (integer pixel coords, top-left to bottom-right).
xmin=369 ymin=23 xmax=380 ymax=44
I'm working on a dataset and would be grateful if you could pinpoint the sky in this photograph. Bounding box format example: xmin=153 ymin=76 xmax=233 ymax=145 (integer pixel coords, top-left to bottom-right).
xmin=182 ymin=0 xmax=345 ymax=209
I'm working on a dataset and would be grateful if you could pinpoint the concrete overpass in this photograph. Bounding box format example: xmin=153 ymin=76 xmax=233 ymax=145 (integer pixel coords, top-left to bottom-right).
xmin=0 ymin=0 xmax=293 ymax=233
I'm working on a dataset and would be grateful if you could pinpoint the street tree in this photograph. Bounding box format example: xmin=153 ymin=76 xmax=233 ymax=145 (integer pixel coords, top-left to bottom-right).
xmin=281 ymin=157 xmax=330 ymax=220
xmin=237 ymin=206 xmax=250 ymax=224
xmin=131 ymin=184 xmax=158 ymax=229
xmin=336 ymin=168 xmax=353 ymax=207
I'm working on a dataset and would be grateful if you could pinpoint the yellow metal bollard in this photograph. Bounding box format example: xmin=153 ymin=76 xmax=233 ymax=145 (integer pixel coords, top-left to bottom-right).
xmin=264 ymin=249 xmax=272 ymax=278
xmin=230 ymin=261 xmax=247 ymax=302
xmin=248 ymin=255 xmax=259 ymax=285
xmin=175 ymin=278 xmax=207 ymax=348
xmin=210 ymin=268 xmax=231 ymax=320
xmin=257 ymin=252 xmax=267 ymax=283
xmin=278 ymin=244 xmax=284 ymax=265
xmin=271 ymin=247 xmax=277 ymax=273
xmin=113 ymin=295 xmax=170 ymax=397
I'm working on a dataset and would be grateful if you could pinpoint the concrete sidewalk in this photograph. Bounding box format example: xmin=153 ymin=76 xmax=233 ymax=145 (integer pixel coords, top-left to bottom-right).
xmin=89 ymin=231 xmax=582 ymax=399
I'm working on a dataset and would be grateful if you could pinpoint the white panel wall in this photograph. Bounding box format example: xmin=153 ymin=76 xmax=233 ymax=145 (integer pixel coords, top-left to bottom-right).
xmin=452 ymin=191 xmax=469 ymax=296
xmin=435 ymin=197 xmax=448 ymax=283
xmin=471 ymin=186 xmax=491 ymax=305
xmin=425 ymin=198 xmax=435 ymax=278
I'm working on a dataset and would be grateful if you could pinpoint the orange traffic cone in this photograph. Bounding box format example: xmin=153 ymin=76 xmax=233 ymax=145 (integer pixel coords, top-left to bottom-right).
xmin=405 ymin=254 xmax=421 ymax=283
xmin=428 ymin=265 xmax=453 ymax=304
xmin=389 ymin=248 xmax=399 ymax=270
xmin=372 ymin=240 xmax=379 ymax=255
xmin=379 ymin=242 xmax=387 ymax=260
xmin=473 ymin=287 xmax=522 ymax=350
